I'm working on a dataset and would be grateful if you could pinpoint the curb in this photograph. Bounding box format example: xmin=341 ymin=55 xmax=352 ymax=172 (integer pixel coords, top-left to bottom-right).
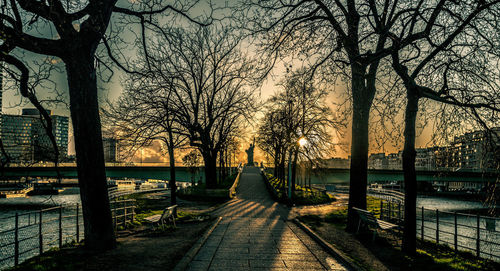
xmin=173 ymin=216 xmax=223 ymax=271
xmin=293 ymin=218 xmax=362 ymax=271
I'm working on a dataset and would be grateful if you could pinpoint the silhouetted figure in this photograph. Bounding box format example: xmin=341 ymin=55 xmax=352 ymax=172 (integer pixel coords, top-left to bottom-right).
xmin=246 ymin=138 xmax=255 ymax=166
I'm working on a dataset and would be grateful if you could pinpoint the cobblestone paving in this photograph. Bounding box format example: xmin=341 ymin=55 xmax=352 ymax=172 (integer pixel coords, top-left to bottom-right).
xmin=186 ymin=167 xmax=349 ymax=271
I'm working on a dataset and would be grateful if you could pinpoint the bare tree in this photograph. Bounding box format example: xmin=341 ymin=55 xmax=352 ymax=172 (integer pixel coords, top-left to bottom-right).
xmin=103 ymin=76 xmax=187 ymax=209
xmin=257 ymin=71 xmax=341 ymax=200
xmin=134 ymin=24 xmax=256 ymax=188
xmin=385 ymin=1 xmax=500 ymax=254
xmin=183 ymin=149 xmax=202 ymax=186
xmin=238 ymin=0 xmax=454 ymax=230
xmin=0 ymin=0 xmax=206 ymax=250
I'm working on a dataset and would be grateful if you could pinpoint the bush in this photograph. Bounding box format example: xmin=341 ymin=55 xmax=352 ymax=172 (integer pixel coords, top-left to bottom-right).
xmin=263 ymin=173 xmax=335 ymax=205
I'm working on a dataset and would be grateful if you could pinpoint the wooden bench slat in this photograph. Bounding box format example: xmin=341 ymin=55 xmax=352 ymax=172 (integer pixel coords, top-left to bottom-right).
xmin=144 ymin=205 xmax=177 ymax=226
xmin=353 ymin=207 xmax=399 ymax=231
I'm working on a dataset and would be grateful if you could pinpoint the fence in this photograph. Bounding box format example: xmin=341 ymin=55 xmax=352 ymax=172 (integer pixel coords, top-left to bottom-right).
xmin=0 ymin=199 xmax=135 ymax=270
xmin=108 ymin=186 xmax=168 ymax=199
xmin=378 ymin=199 xmax=499 ymax=262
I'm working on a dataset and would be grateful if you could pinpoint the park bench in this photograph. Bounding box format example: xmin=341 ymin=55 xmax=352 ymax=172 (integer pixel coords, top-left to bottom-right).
xmin=353 ymin=207 xmax=399 ymax=241
xmin=144 ymin=205 xmax=177 ymax=227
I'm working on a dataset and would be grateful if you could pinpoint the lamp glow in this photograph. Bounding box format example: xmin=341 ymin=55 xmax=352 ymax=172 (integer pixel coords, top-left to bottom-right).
xmin=298 ymin=137 xmax=307 ymax=147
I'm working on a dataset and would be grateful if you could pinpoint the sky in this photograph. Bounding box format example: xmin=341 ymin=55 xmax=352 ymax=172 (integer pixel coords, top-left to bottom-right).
xmin=0 ymin=0 xmax=461 ymax=164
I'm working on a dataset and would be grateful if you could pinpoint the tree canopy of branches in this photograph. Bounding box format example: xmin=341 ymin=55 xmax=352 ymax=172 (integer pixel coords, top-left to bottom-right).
xmin=239 ymin=0 xmax=500 ymax=232
xmin=123 ymin=24 xmax=256 ymax=188
xmin=0 ymin=0 xmax=206 ymax=250
xmin=103 ymin=75 xmax=187 ymax=208
xmin=381 ymin=0 xmax=500 ymax=254
xmin=257 ymin=71 xmax=340 ymax=196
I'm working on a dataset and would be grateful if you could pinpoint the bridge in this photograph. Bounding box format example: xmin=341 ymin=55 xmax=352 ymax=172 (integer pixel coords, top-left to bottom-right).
xmin=0 ymin=166 xmax=205 ymax=182
xmin=0 ymin=166 xmax=496 ymax=183
xmin=272 ymin=168 xmax=498 ymax=184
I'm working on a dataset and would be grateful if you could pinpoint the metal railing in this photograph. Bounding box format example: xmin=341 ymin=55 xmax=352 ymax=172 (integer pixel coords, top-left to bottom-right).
xmin=0 ymin=199 xmax=136 ymax=270
xmin=108 ymin=186 xmax=168 ymax=199
xmin=416 ymin=207 xmax=499 ymax=261
xmin=378 ymin=199 xmax=499 ymax=262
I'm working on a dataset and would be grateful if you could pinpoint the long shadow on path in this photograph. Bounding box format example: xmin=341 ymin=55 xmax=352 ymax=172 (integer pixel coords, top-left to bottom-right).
xmin=186 ymin=167 xmax=348 ymax=271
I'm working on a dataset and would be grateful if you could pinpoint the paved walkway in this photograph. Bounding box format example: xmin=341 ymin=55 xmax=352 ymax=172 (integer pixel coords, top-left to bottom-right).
xmin=186 ymin=167 xmax=348 ymax=271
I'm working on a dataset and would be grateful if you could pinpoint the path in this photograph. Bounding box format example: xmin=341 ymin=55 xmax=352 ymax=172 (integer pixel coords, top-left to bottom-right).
xmin=186 ymin=167 xmax=348 ymax=271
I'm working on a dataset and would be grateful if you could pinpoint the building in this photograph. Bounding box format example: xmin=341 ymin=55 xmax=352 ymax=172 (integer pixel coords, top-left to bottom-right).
xmin=103 ymin=137 xmax=118 ymax=162
xmin=436 ymin=128 xmax=500 ymax=170
xmin=0 ymin=109 xmax=69 ymax=163
xmin=323 ymin=157 xmax=350 ymax=168
xmin=368 ymin=153 xmax=388 ymax=169
xmin=386 ymin=152 xmax=402 ymax=170
xmin=415 ymin=148 xmax=437 ymax=171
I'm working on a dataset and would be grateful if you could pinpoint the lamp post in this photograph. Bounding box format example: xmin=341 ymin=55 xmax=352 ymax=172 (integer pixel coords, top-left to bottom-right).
xmin=287 ymin=137 xmax=307 ymax=203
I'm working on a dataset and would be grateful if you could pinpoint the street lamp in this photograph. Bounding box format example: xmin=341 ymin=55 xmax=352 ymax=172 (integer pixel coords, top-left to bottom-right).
xmin=298 ymin=137 xmax=307 ymax=147
xmin=288 ymin=137 xmax=307 ymax=203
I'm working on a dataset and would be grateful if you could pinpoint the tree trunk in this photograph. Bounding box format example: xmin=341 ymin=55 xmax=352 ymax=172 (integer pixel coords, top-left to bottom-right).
xmin=291 ymin=147 xmax=299 ymax=191
xmin=202 ymin=151 xmax=218 ymax=188
xmin=346 ymin=68 xmax=372 ymax=232
xmin=167 ymin=137 xmax=177 ymax=208
xmin=64 ymin=55 xmax=115 ymax=250
xmin=402 ymin=90 xmax=419 ymax=255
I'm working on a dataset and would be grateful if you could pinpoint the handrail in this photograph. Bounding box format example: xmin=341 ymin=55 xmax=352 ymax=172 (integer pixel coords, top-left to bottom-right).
xmin=228 ymin=166 xmax=243 ymax=198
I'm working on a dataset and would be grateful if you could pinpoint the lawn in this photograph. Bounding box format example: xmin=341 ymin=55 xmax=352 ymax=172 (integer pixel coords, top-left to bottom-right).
xmin=298 ymin=196 xmax=499 ymax=271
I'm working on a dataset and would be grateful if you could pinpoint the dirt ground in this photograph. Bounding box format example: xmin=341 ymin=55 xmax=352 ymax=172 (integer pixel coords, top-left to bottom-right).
xmin=82 ymin=220 xmax=212 ymax=271
xmin=290 ymin=192 xmax=349 ymax=218
xmin=292 ymin=193 xmax=392 ymax=270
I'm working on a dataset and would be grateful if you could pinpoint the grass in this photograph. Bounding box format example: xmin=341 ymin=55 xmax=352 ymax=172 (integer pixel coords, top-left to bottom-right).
xmin=264 ymin=173 xmax=335 ymax=205
xmin=298 ymin=198 xmax=499 ymax=271
xmin=7 ymin=245 xmax=85 ymax=271
xmin=177 ymin=173 xmax=238 ymax=202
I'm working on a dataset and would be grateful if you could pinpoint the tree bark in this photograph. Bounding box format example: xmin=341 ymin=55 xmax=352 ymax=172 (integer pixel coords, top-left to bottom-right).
xmin=202 ymin=151 xmax=218 ymax=188
xmin=167 ymin=134 xmax=177 ymax=208
xmin=402 ymin=89 xmax=419 ymax=255
xmin=64 ymin=54 xmax=115 ymax=250
xmin=346 ymin=67 xmax=372 ymax=232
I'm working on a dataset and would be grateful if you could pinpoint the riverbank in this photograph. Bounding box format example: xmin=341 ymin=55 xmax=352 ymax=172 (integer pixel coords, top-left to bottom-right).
xmin=8 ymin=220 xmax=214 ymax=271
xmin=5 ymin=190 xmax=223 ymax=271
xmin=296 ymin=194 xmax=500 ymax=271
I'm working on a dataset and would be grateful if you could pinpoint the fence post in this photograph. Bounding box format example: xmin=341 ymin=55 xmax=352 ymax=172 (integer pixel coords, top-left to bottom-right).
xmin=131 ymin=203 xmax=135 ymax=222
xmin=421 ymin=207 xmax=424 ymax=240
xmin=113 ymin=209 xmax=117 ymax=230
xmin=59 ymin=206 xmax=63 ymax=248
xmin=76 ymin=204 xmax=80 ymax=243
xmin=454 ymin=212 xmax=458 ymax=251
xmin=14 ymin=213 xmax=19 ymax=266
xmin=388 ymin=201 xmax=392 ymax=221
xmin=436 ymin=209 xmax=439 ymax=244
xmin=398 ymin=202 xmax=401 ymax=223
xmin=39 ymin=210 xmax=43 ymax=254
xmin=123 ymin=200 xmax=127 ymax=229
xmin=476 ymin=214 xmax=480 ymax=257
xmin=380 ymin=200 xmax=384 ymax=219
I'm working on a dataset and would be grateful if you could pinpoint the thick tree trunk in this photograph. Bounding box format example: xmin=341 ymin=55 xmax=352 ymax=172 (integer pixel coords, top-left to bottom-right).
xmin=346 ymin=68 xmax=372 ymax=232
xmin=402 ymin=90 xmax=419 ymax=255
xmin=65 ymin=55 xmax=115 ymax=250
xmin=167 ymin=142 xmax=177 ymax=208
xmin=202 ymin=151 xmax=218 ymax=188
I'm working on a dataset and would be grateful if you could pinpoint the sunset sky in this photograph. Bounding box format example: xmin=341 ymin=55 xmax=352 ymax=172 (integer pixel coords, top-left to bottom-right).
xmin=0 ymin=0 xmax=459 ymax=164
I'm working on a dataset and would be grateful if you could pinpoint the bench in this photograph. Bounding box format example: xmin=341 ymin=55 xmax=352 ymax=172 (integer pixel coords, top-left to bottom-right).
xmin=352 ymin=207 xmax=399 ymax=241
xmin=144 ymin=205 xmax=177 ymax=227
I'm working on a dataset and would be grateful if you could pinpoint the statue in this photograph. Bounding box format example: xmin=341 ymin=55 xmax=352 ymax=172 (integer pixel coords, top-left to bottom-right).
xmin=245 ymin=138 xmax=255 ymax=166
